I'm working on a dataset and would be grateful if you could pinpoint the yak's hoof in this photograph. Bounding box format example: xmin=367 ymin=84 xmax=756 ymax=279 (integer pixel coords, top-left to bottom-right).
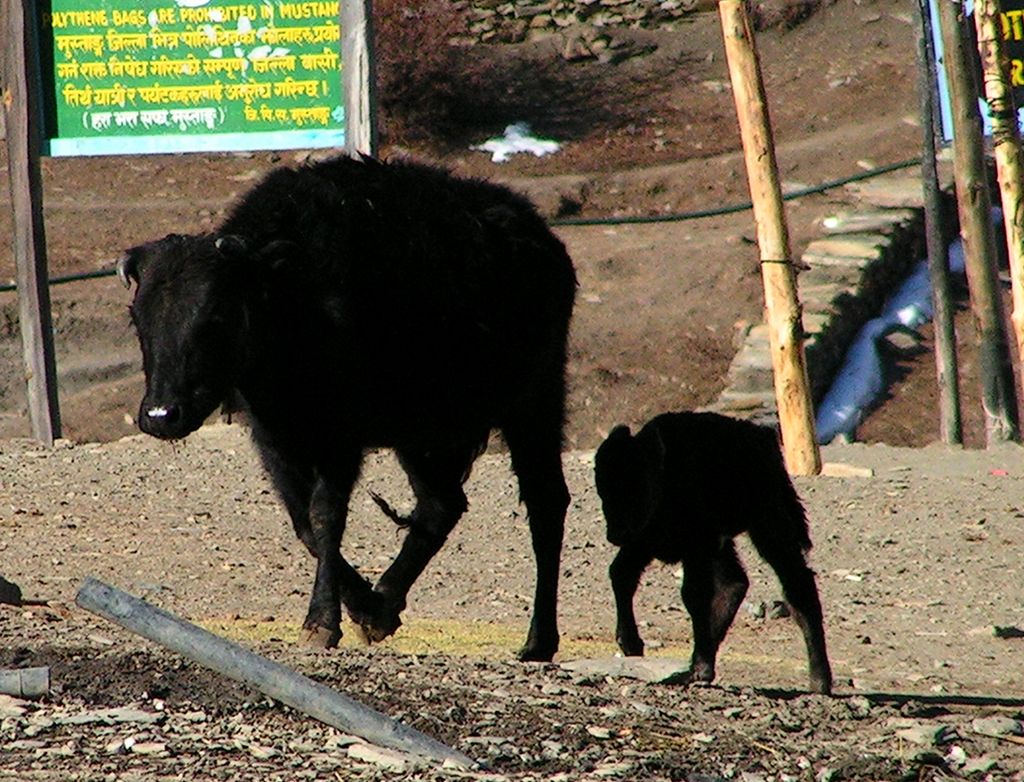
xmin=346 ymin=599 xmax=403 ymax=644
xmin=617 ymin=639 xmax=645 ymax=657
xmin=810 ymin=675 xmax=833 ymax=696
xmin=685 ymin=665 xmax=716 ymax=686
xmin=517 ymin=640 xmax=557 ymax=663
xmin=300 ymin=624 xmax=341 ymax=649
xmin=357 ymin=611 xmax=402 ymax=643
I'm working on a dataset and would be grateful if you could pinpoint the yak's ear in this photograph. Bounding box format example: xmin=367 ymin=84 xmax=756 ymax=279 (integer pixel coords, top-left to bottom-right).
xmin=214 ymin=234 xmax=249 ymax=260
xmin=116 ymin=246 xmax=144 ymax=289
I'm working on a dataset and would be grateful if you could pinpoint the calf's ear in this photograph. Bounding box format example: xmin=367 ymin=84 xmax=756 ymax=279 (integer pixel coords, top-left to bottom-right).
xmin=641 ymin=425 xmax=667 ymax=479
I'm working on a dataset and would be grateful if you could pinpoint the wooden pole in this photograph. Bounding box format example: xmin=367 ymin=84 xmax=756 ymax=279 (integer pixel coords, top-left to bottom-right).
xmin=974 ymin=0 xmax=1024 ymax=367
xmin=341 ymin=0 xmax=378 ymax=157
xmin=916 ymin=0 xmax=962 ymax=444
xmin=718 ymin=0 xmax=821 ymax=475
xmin=2 ymin=0 xmax=61 ymax=445
xmin=76 ymin=578 xmax=474 ymax=768
xmin=937 ymin=0 xmax=1020 ymax=445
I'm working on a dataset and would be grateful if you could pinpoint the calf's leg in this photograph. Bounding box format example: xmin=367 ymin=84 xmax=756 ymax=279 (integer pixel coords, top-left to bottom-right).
xmin=749 ymin=528 xmax=832 ymax=694
xmin=609 ymin=546 xmax=653 ymax=656
xmin=682 ymin=539 xmax=748 ymax=684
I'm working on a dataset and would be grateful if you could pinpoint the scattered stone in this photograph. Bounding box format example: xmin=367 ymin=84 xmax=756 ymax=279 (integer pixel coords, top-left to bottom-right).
xmin=893 ymin=721 xmax=958 ymax=746
xmin=820 ymin=462 xmax=875 ymax=478
xmin=561 ymin=657 xmax=690 ymax=684
xmin=130 ymin=741 xmax=168 ymax=756
xmin=963 ymin=756 xmax=998 ymax=775
xmin=347 ymin=743 xmax=419 ymax=772
xmin=57 ymin=707 xmax=164 ymax=726
xmin=971 ymin=716 xmax=1024 ymax=737
xmin=0 ymin=694 xmax=29 ymax=719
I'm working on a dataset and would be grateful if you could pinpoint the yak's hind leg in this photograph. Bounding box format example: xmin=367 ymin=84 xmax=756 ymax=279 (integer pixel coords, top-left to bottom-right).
xmin=502 ymin=404 xmax=570 ymax=663
xmin=682 ymin=539 xmax=749 ymax=684
xmin=351 ymin=439 xmax=484 ymax=642
xmin=748 ymin=527 xmax=833 ymax=694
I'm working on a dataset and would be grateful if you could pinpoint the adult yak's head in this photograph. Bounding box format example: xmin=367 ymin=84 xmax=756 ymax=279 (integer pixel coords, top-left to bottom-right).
xmin=118 ymin=232 xmax=253 ymax=440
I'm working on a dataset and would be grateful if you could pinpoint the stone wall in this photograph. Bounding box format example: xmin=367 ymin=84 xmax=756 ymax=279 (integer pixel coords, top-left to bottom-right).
xmin=457 ymin=0 xmax=715 ymax=43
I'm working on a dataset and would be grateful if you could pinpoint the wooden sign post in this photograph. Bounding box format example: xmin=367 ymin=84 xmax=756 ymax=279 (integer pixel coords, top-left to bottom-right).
xmin=3 ymin=0 xmax=62 ymax=445
xmin=342 ymin=0 xmax=377 ymax=157
xmin=718 ymin=0 xmax=821 ymax=475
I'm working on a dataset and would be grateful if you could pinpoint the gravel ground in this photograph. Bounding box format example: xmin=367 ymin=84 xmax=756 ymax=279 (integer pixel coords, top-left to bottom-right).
xmin=2 ymin=424 xmax=1024 ymax=780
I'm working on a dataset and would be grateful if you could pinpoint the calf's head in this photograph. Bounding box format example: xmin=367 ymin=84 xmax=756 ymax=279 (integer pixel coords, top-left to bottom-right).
xmin=119 ymin=233 xmax=252 ymax=440
xmin=594 ymin=425 xmax=665 ymax=546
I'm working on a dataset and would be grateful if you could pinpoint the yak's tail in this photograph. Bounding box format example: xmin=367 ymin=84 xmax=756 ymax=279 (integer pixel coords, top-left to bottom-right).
xmin=368 ymin=490 xmax=412 ymax=529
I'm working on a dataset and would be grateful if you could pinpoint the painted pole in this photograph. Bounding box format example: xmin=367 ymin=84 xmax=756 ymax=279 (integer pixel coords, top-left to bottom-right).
xmin=718 ymin=0 xmax=821 ymax=475
xmin=76 ymin=578 xmax=474 ymax=768
xmin=916 ymin=0 xmax=963 ymax=444
xmin=937 ymin=0 xmax=1020 ymax=445
xmin=974 ymin=0 xmax=1024 ymax=368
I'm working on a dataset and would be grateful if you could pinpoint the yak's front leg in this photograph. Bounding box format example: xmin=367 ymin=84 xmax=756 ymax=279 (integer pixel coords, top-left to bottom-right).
xmin=350 ymin=445 xmax=477 ymax=643
xmin=301 ymin=454 xmax=372 ymax=648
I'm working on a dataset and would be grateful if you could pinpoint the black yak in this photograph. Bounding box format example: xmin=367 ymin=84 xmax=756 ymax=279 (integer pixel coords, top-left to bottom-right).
xmin=118 ymin=155 xmax=576 ymax=661
xmin=594 ymin=412 xmax=832 ymax=694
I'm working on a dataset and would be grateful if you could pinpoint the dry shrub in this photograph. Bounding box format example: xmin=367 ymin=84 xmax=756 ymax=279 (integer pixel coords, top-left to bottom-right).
xmin=747 ymin=0 xmax=829 ymax=31
xmin=373 ymin=0 xmax=487 ymax=143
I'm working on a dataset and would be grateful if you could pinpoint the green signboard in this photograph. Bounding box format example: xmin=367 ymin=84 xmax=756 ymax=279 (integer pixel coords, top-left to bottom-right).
xmin=40 ymin=0 xmax=345 ymax=156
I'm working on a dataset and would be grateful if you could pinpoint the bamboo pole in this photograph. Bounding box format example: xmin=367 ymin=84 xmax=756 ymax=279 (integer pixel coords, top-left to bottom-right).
xmin=76 ymin=578 xmax=474 ymax=768
xmin=718 ymin=0 xmax=820 ymax=475
xmin=916 ymin=0 xmax=962 ymax=444
xmin=974 ymin=0 xmax=1024 ymax=367
xmin=937 ymin=0 xmax=1020 ymax=445
xmin=341 ymin=0 xmax=378 ymax=157
xmin=2 ymin=0 xmax=61 ymax=445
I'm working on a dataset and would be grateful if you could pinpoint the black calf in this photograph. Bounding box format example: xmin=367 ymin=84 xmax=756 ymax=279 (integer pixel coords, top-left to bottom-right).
xmin=594 ymin=411 xmax=832 ymax=694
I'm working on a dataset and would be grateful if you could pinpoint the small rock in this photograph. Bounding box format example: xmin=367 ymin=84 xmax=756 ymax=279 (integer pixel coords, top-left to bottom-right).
xmin=348 ymin=743 xmax=418 ymax=772
xmin=562 ymin=657 xmax=690 ymax=684
xmin=895 ymin=723 xmax=958 ymax=746
xmin=130 ymin=741 xmax=167 ymax=756
xmin=971 ymin=716 xmax=1023 ymax=736
xmin=586 ymin=725 xmax=614 ymax=739
xmin=0 ymin=694 xmax=29 ymax=718
xmin=595 ymin=761 xmax=636 ymax=777
xmin=963 ymin=756 xmax=998 ymax=774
